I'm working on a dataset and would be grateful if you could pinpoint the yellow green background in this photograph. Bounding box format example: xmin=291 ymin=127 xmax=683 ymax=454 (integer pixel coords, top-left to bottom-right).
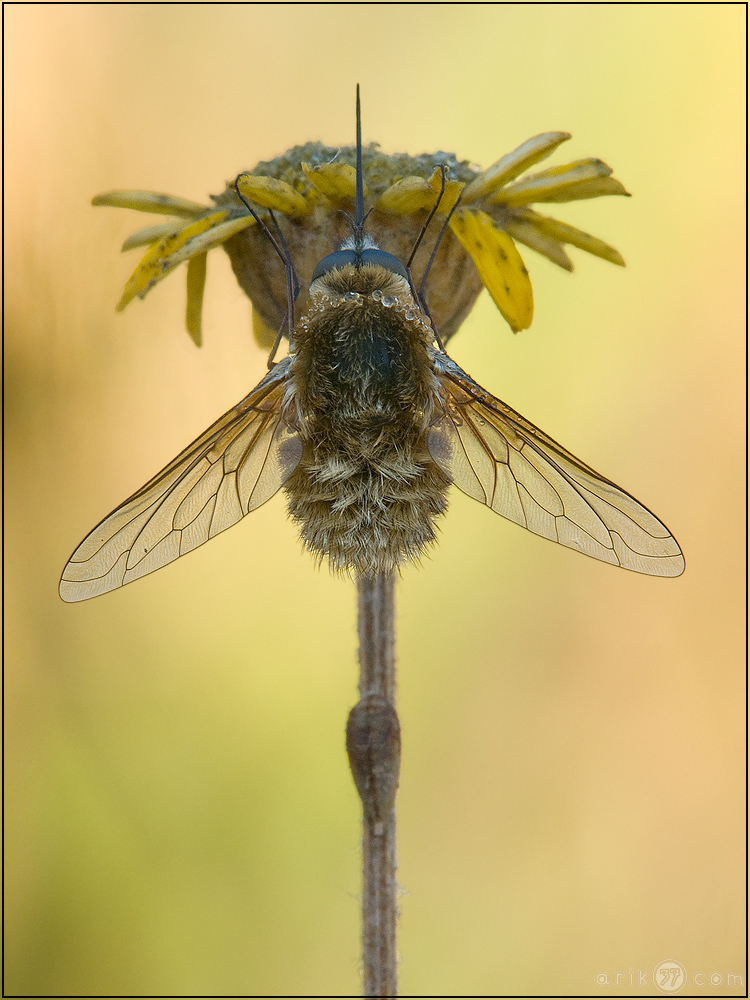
xmin=6 ymin=5 xmax=744 ymax=996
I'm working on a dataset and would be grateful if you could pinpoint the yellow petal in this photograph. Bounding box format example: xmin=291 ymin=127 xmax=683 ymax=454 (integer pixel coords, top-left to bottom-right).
xmin=185 ymin=252 xmax=207 ymax=347
xmin=541 ymin=176 xmax=630 ymax=203
xmin=92 ymin=191 xmax=206 ymax=217
xmin=462 ymin=132 xmax=572 ymax=201
xmin=165 ymin=215 xmax=256 ymax=267
xmin=450 ymin=209 xmax=533 ymax=332
xmin=490 ymin=158 xmax=616 ymax=205
xmin=427 ymin=169 xmax=465 ymax=215
xmin=116 ymin=211 xmax=254 ymax=311
xmin=504 ymin=218 xmax=573 ymax=271
xmin=521 ymin=211 xmax=625 ymax=265
xmin=302 ymin=161 xmax=362 ymax=201
xmin=375 ymin=176 xmax=434 ymax=215
xmin=121 ymin=222 xmax=181 ymax=251
xmin=236 ymin=174 xmax=309 ymax=216
xmin=252 ymin=307 xmax=278 ymax=349
xmin=523 ymin=157 xmax=611 ymax=182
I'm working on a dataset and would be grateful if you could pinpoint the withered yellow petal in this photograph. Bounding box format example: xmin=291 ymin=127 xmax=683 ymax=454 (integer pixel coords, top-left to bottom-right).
xmin=504 ymin=218 xmax=573 ymax=271
xmin=523 ymin=212 xmax=625 ymax=265
xmin=236 ymin=175 xmax=309 ymax=216
xmin=541 ymin=176 xmax=630 ymax=203
xmin=427 ymin=169 xmax=465 ymax=215
xmin=185 ymin=252 xmax=207 ymax=347
xmin=450 ymin=209 xmax=533 ymax=333
xmin=116 ymin=211 xmax=254 ymax=311
xmin=523 ymin=157 xmax=612 ymax=182
xmin=302 ymin=161 xmax=362 ymax=201
xmin=491 ymin=159 xmax=618 ymax=205
xmin=117 ymin=211 xmax=227 ymax=310
xmin=121 ymin=222 xmax=181 ymax=252
xmin=375 ymin=176 xmax=434 ymax=215
xmin=165 ymin=215 xmax=256 ymax=268
xmin=92 ymin=191 xmax=206 ymax=217
xmin=462 ymin=132 xmax=572 ymax=201
xmin=252 ymin=307 xmax=278 ymax=349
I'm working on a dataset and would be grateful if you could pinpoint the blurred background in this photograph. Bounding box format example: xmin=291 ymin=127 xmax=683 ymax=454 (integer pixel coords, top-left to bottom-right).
xmin=6 ymin=5 xmax=744 ymax=997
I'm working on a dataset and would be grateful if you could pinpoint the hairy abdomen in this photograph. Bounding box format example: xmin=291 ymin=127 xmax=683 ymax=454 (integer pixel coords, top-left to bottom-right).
xmin=285 ymin=438 xmax=450 ymax=575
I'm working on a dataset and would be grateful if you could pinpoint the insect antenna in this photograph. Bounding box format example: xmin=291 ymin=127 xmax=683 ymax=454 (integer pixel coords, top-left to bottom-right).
xmin=355 ymin=84 xmax=365 ymax=239
xmin=233 ymin=174 xmax=300 ymax=363
xmin=337 ymin=89 xmax=372 ymax=241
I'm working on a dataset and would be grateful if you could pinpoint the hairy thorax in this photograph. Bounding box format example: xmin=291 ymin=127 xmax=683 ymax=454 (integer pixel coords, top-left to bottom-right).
xmin=283 ymin=263 xmax=451 ymax=575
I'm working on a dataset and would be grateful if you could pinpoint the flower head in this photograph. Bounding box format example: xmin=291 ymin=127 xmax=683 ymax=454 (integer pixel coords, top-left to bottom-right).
xmin=94 ymin=133 xmax=629 ymax=347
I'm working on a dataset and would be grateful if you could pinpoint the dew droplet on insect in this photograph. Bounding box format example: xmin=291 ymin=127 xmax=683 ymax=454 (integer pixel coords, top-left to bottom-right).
xmin=381 ymin=295 xmax=394 ymax=308
xmin=371 ymin=289 xmax=383 ymax=301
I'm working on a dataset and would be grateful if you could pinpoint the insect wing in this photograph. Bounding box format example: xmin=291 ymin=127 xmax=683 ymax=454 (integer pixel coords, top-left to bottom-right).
xmin=428 ymin=357 xmax=684 ymax=577
xmin=60 ymin=360 xmax=302 ymax=602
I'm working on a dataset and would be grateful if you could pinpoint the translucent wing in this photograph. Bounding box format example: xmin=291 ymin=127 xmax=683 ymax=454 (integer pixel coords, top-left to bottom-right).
xmin=428 ymin=355 xmax=684 ymax=577
xmin=60 ymin=359 xmax=303 ymax=602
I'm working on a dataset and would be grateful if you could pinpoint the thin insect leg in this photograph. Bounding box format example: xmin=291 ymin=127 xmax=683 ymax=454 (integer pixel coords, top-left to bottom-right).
xmin=418 ymin=188 xmax=464 ymax=305
xmin=401 ymin=166 xmax=449 ymax=349
xmin=417 ymin=190 xmax=465 ymax=353
xmin=266 ymin=312 xmax=288 ymax=368
xmin=233 ymin=175 xmax=289 ymax=265
xmin=267 ymin=210 xmax=300 ymax=345
xmin=233 ymin=175 xmax=300 ymax=347
xmin=406 ymin=164 xmax=446 ymax=271
xmin=268 ymin=211 xmax=301 ymax=302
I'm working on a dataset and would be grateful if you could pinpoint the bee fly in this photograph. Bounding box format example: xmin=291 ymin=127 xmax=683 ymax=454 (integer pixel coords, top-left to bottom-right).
xmin=59 ymin=91 xmax=684 ymax=601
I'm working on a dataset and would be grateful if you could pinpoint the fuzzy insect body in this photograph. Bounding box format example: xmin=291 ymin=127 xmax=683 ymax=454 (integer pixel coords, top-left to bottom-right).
xmin=284 ymin=263 xmax=450 ymax=575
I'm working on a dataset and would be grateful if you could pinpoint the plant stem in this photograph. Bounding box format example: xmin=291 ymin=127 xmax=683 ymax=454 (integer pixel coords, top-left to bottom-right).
xmin=347 ymin=572 xmax=400 ymax=997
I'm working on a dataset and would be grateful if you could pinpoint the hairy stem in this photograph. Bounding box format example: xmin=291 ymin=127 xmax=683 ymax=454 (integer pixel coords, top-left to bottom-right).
xmin=347 ymin=572 xmax=400 ymax=997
